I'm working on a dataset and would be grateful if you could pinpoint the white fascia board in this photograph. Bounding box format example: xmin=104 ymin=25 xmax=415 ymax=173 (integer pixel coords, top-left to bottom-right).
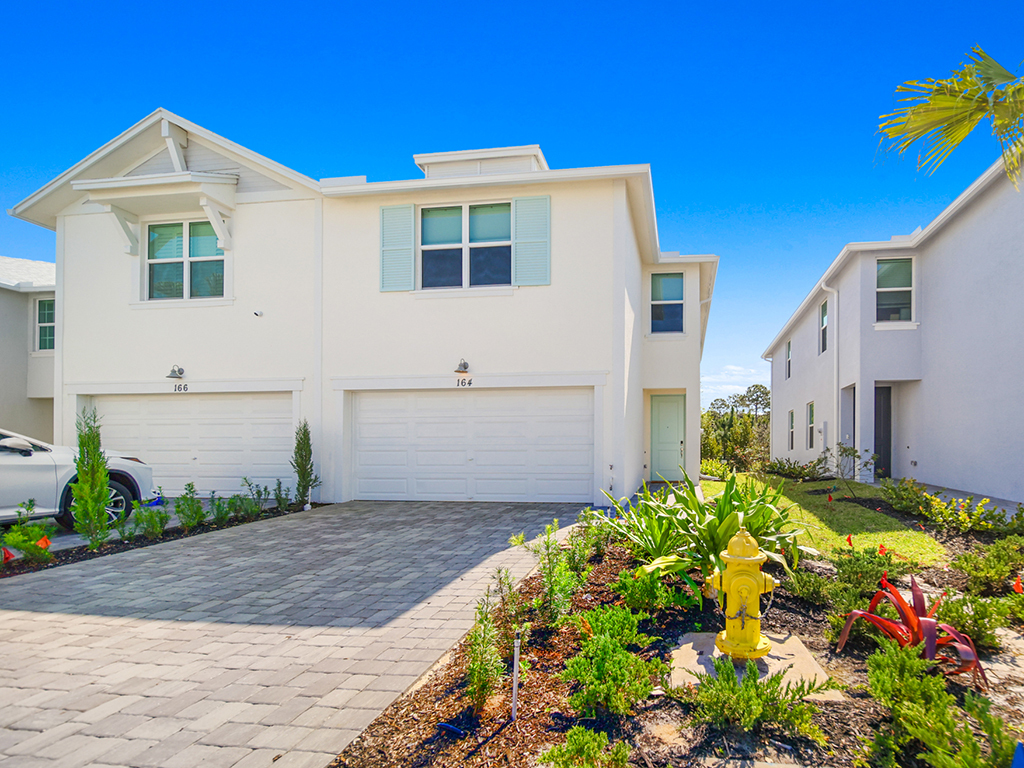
xmin=657 ymin=252 xmax=719 ymax=265
xmin=71 ymin=171 xmax=238 ymax=191
xmin=0 ymin=280 xmax=56 ymax=293
xmin=413 ymin=145 xmax=549 ymax=172
xmin=761 ymin=155 xmax=1008 ymax=360
xmin=320 ymin=164 xmax=651 ymax=197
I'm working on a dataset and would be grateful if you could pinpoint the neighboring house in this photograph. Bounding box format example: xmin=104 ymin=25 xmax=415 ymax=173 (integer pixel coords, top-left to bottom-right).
xmin=0 ymin=255 xmax=55 ymax=442
xmin=9 ymin=109 xmax=718 ymax=504
xmin=763 ymin=158 xmax=1024 ymax=504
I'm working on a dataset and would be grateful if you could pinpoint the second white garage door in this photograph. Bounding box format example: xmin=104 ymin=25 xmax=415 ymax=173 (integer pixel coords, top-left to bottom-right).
xmin=352 ymin=387 xmax=594 ymax=502
xmin=93 ymin=392 xmax=294 ymax=496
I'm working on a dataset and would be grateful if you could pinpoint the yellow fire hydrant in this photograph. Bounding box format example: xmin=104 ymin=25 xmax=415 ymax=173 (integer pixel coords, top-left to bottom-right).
xmin=710 ymin=527 xmax=778 ymax=660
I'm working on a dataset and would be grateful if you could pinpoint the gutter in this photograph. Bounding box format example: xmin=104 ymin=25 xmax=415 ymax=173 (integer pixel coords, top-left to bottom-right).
xmin=820 ymin=279 xmax=839 ymax=455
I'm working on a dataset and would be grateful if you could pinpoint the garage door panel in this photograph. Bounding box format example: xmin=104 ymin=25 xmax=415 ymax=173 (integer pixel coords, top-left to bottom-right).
xmin=357 ymin=450 xmax=409 ymax=467
xmin=95 ymin=392 xmax=293 ymax=497
xmin=352 ymin=387 xmax=594 ymax=502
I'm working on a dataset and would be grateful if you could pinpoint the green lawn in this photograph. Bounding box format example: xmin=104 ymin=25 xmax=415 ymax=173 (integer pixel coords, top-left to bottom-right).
xmin=700 ymin=474 xmax=948 ymax=567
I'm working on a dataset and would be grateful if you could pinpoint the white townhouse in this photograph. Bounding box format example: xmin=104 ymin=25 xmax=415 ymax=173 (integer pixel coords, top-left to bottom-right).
xmin=763 ymin=158 xmax=1024 ymax=504
xmin=0 ymin=255 xmax=56 ymax=442
xmin=8 ymin=109 xmax=718 ymax=505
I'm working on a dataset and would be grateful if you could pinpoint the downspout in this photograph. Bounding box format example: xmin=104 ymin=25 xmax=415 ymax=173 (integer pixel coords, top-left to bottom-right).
xmin=820 ymin=280 xmax=839 ymax=456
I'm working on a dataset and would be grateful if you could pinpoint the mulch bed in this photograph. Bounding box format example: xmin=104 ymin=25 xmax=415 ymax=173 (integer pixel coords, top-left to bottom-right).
xmin=0 ymin=504 xmax=327 ymax=579
xmin=331 ymin=544 xmax=945 ymax=768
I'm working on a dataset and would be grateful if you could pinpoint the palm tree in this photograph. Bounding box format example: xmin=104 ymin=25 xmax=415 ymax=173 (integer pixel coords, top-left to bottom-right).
xmin=879 ymin=47 xmax=1024 ymax=186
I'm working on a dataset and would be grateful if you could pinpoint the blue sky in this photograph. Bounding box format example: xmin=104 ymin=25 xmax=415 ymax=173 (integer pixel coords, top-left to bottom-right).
xmin=2 ymin=1 xmax=1020 ymax=405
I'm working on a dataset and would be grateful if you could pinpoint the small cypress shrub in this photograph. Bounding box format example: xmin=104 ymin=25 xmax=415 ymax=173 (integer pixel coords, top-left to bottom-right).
xmin=71 ymin=409 xmax=112 ymax=550
xmin=290 ymin=420 xmax=321 ymax=507
xmin=465 ymin=591 xmax=505 ymax=714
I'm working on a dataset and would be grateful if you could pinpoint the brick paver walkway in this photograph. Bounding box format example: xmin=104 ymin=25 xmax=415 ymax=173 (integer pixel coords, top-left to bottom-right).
xmin=0 ymin=501 xmax=581 ymax=768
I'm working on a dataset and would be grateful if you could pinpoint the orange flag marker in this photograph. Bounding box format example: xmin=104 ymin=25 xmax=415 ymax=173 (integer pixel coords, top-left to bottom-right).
xmin=35 ymin=535 xmax=51 ymax=550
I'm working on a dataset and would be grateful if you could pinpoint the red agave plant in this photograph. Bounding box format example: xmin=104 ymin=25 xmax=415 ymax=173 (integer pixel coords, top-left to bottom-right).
xmin=836 ymin=573 xmax=987 ymax=688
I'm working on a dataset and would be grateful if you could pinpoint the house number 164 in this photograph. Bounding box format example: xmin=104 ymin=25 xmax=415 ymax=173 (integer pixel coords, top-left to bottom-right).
xmin=455 ymin=378 xmax=473 ymax=387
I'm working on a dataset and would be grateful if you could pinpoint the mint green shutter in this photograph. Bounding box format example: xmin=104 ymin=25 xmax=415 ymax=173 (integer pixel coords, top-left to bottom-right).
xmin=512 ymin=196 xmax=550 ymax=286
xmin=380 ymin=204 xmax=414 ymax=291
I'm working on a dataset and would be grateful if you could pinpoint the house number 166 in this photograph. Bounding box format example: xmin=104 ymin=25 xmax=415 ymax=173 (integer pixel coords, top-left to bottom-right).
xmin=455 ymin=378 xmax=473 ymax=387
xmin=173 ymin=384 xmax=188 ymax=392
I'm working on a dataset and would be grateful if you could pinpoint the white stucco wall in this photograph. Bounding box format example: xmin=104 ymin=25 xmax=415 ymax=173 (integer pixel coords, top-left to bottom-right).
xmin=0 ymin=289 xmax=54 ymax=442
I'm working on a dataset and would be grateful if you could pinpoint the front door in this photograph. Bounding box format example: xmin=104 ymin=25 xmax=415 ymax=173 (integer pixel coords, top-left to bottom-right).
xmin=651 ymin=395 xmax=686 ymax=482
xmin=874 ymin=386 xmax=892 ymax=479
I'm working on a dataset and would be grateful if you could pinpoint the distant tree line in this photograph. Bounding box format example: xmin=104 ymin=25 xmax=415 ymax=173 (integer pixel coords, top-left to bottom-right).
xmin=701 ymin=384 xmax=770 ymax=472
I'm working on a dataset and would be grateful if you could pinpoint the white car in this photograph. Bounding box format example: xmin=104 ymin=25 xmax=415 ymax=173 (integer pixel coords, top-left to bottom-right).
xmin=0 ymin=428 xmax=156 ymax=530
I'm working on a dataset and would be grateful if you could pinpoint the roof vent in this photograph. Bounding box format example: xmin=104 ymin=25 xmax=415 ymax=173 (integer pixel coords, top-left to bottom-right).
xmin=413 ymin=145 xmax=548 ymax=179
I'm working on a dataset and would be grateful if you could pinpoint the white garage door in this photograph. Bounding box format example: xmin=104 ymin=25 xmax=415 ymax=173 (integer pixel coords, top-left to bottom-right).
xmin=93 ymin=392 xmax=294 ymax=496
xmin=352 ymin=387 xmax=594 ymax=502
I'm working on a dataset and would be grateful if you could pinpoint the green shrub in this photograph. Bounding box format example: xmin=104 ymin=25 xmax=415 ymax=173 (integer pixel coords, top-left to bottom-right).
xmin=132 ymin=499 xmax=170 ymax=540
xmin=932 ymin=594 xmax=1009 ymax=652
xmin=227 ymin=494 xmax=246 ymax=520
xmin=924 ymin=494 xmax=1009 ymax=534
xmin=111 ymin=504 xmax=133 ymax=542
xmin=209 ymin=492 xmax=231 ymax=526
xmin=174 ymin=482 xmax=206 ymax=532
xmin=610 ymin=570 xmax=697 ymax=613
xmin=564 ymin=525 xmax=597 ymax=578
xmin=561 ymin=633 xmax=665 ymax=716
xmin=951 ymin=536 xmax=1024 ymax=595
xmin=762 ymin=456 xmax=827 ymax=481
xmin=70 ymin=409 xmax=111 ymax=551
xmin=575 ymin=507 xmax=615 ymax=558
xmin=574 ymin=605 xmax=655 ymax=650
xmin=685 ymin=656 xmax=835 ymax=744
xmin=2 ymin=501 xmax=56 ymax=563
xmin=1004 ymin=593 xmax=1024 ymax=626
xmin=903 ymin=691 xmax=1018 ymax=768
xmin=785 ymin=568 xmax=832 ymax=605
xmin=511 ymin=519 xmax=583 ymax=623
xmin=832 ymin=546 xmax=918 ymax=596
xmin=290 ymin=419 xmax=321 ymax=507
xmin=880 ymin=476 xmax=932 ymax=515
xmin=273 ymin=480 xmax=291 ymax=512
xmin=492 ymin=567 xmax=531 ymax=665
xmin=700 ymin=457 xmax=731 ymax=479
xmin=602 ymin=485 xmax=693 ymax=562
xmin=539 ymin=726 xmax=629 ymax=768
xmin=465 ymin=592 xmax=504 ymax=714
xmin=239 ymin=478 xmax=270 ymax=521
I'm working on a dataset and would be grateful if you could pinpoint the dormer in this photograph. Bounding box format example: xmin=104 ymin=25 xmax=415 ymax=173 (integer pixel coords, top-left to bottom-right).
xmin=413 ymin=146 xmax=549 ymax=179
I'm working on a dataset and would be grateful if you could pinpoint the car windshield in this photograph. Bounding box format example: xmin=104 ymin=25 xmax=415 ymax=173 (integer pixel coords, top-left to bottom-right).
xmin=0 ymin=429 xmax=51 ymax=452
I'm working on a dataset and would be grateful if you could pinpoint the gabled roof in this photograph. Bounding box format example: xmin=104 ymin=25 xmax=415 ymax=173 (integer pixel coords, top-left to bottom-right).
xmin=762 ymin=156 xmax=1010 ymax=359
xmin=8 ymin=109 xmax=320 ymax=231
xmin=0 ymin=255 xmax=56 ymax=292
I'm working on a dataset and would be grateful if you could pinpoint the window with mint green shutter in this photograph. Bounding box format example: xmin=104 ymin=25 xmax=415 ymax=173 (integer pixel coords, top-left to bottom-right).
xmin=512 ymin=196 xmax=550 ymax=286
xmin=380 ymin=204 xmax=415 ymax=292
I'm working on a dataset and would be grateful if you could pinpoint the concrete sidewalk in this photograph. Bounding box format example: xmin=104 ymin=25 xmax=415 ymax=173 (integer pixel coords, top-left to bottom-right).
xmin=0 ymin=500 xmax=581 ymax=768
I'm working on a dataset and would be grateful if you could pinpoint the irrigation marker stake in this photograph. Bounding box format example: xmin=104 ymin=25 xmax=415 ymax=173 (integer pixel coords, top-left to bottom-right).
xmin=511 ymin=628 xmax=521 ymax=721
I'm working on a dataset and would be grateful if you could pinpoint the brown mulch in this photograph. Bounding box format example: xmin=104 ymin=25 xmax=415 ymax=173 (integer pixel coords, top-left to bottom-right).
xmin=0 ymin=503 xmax=329 ymax=579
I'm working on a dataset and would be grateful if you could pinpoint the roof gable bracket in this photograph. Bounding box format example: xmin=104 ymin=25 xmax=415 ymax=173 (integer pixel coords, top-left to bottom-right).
xmin=161 ymin=119 xmax=188 ymax=173
xmin=102 ymin=204 xmax=139 ymax=255
xmin=200 ymin=197 xmax=232 ymax=251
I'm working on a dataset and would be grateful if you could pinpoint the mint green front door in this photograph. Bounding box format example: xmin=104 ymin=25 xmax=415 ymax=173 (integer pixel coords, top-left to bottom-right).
xmin=651 ymin=395 xmax=686 ymax=481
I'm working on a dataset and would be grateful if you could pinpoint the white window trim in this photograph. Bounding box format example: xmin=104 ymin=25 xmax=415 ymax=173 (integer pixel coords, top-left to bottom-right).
xmin=33 ymin=296 xmax=56 ymax=354
xmin=807 ymin=402 xmax=815 ymax=449
xmin=785 ymin=340 xmax=791 ymax=379
xmin=819 ymin=300 xmax=828 ymax=355
xmin=417 ymin=201 xmax=512 ymax=291
xmin=875 ymin=256 xmax=916 ymax=324
xmin=649 ymin=271 xmax=685 ymax=335
xmin=136 ymin=213 xmax=234 ymax=304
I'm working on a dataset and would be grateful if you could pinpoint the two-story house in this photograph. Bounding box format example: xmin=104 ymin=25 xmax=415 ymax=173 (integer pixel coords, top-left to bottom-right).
xmin=763 ymin=158 xmax=1024 ymax=504
xmin=9 ymin=109 xmax=718 ymax=505
xmin=0 ymin=256 xmax=55 ymax=441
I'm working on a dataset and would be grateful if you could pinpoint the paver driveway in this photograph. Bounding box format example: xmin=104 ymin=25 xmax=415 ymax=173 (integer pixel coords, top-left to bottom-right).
xmin=0 ymin=501 xmax=582 ymax=768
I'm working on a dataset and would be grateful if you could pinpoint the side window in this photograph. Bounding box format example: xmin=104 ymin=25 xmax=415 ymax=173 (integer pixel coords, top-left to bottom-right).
xmin=877 ymin=258 xmax=913 ymax=322
xmin=785 ymin=340 xmax=791 ymax=379
xmin=651 ymin=273 xmax=684 ymax=333
xmin=807 ymin=402 xmax=815 ymax=449
xmin=788 ymin=410 xmax=794 ymax=451
xmin=36 ymin=299 xmax=55 ymax=351
xmin=819 ymin=301 xmax=828 ymax=353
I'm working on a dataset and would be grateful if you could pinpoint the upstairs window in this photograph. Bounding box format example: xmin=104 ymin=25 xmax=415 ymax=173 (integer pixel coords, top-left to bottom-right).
xmin=651 ymin=273 xmax=684 ymax=333
xmin=877 ymin=258 xmax=913 ymax=322
xmin=807 ymin=402 xmax=815 ymax=449
xmin=36 ymin=299 xmax=55 ymax=351
xmin=819 ymin=300 xmax=828 ymax=353
xmin=785 ymin=340 xmax=791 ymax=379
xmin=421 ymin=203 xmax=511 ymax=288
xmin=147 ymin=221 xmax=224 ymax=300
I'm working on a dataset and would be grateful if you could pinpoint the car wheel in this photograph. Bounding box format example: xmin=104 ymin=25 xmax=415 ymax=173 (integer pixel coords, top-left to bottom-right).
xmin=54 ymin=479 xmax=135 ymax=531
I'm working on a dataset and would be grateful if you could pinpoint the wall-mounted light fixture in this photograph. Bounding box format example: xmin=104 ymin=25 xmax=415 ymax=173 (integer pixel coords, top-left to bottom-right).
xmin=166 ymin=365 xmax=185 ymax=379
xmin=454 ymin=359 xmax=469 ymax=373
